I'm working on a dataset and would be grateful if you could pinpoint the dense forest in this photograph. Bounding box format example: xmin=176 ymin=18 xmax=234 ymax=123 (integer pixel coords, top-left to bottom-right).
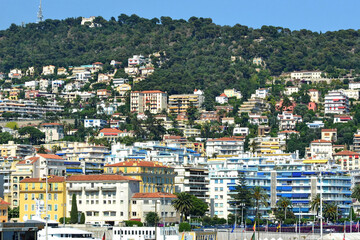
xmin=1 ymin=14 xmax=360 ymax=103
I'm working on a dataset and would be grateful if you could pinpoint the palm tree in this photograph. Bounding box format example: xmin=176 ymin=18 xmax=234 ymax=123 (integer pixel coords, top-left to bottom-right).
xmin=252 ymin=186 xmax=269 ymax=222
xmin=276 ymin=197 xmax=292 ymax=220
xmin=310 ymin=194 xmax=321 ymax=218
xmin=172 ymin=192 xmax=194 ymax=222
xmin=351 ymin=185 xmax=360 ymax=202
xmin=323 ymin=203 xmax=338 ymax=222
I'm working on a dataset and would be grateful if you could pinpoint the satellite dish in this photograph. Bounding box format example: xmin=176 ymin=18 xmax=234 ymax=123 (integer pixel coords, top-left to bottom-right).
xmin=23 ymin=215 xmax=28 ymax=222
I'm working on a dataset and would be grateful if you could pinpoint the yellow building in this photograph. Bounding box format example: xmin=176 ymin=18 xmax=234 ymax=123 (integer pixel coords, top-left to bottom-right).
xmin=168 ymin=94 xmax=204 ymax=113
xmin=104 ymin=160 xmax=176 ymax=193
xmin=0 ymin=199 xmax=10 ymax=223
xmin=19 ymin=176 xmax=66 ymax=222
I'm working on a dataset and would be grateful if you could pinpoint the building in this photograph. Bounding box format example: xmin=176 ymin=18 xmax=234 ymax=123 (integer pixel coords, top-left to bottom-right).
xmin=284 ymin=86 xmax=299 ymax=96
xmin=97 ymin=89 xmax=112 ymax=99
xmin=233 ymin=127 xmax=249 ymax=136
xmin=290 ymin=71 xmax=323 ymax=80
xmin=168 ymin=94 xmax=205 ymax=113
xmin=0 ymin=100 xmax=64 ymax=118
xmin=128 ymin=55 xmax=146 ymax=66
xmin=84 ymin=119 xmax=107 ymax=129
xmin=224 ymin=89 xmax=242 ymax=99
xmin=333 ymin=150 xmax=360 ymax=171
xmin=98 ymin=128 xmax=134 ymax=143
xmin=105 ymin=160 xmax=176 ymax=193
xmin=113 ymin=226 xmax=179 ymax=240
xmin=206 ymin=137 xmax=244 ymax=157
xmin=0 ymin=198 xmax=10 ymax=222
xmin=215 ymin=93 xmax=228 ymax=104
xmin=66 ymin=174 xmax=140 ymax=225
xmin=8 ymin=69 xmax=22 ymax=79
xmin=308 ymin=89 xmax=320 ymax=103
xmin=277 ymin=112 xmax=302 ymax=130
xmin=349 ymin=82 xmax=360 ymax=90
xmin=307 ymin=140 xmax=333 ymax=160
xmin=249 ymin=114 xmax=268 ymax=125
xmin=130 ymin=91 xmax=168 ymax=114
xmin=250 ymin=136 xmax=285 ymax=155
xmin=40 ymin=123 xmax=64 ymax=143
xmin=339 ymin=89 xmax=360 ymax=100
xmin=33 ymin=154 xmax=66 ymax=178
xmin=354 ymin=132 xmax=360 ymax=153
xmin=57 ymin=67 xmax=68 ymax=75
xmin=334 ymin=115 xmax=353 ymax=124
xmin=19 ymin=176 xmax=66 ymax=222
xmin=324 ymin=91 xmax=349 ymax=114
xmin=0 ymin=141 xmax=35 ymax=158
xmin=174 ymin=166 xmax=209 ymax=202
xmin=207 ymin=156 xmax=351 ymax=219
xmin=255 ymin=88 xmax=269 ymax=99
xmin=306 ymin=121 xmax=324 ymax=129
xmin=321 ymin=129 xmax=337 ymax=142
xmin=42 ymin=65 xmax=55 ymax=75
xmin=130 ymin=192 xmax=179 ymax=223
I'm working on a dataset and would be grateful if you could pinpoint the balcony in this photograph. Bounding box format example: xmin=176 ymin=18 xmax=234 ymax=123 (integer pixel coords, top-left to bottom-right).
xmin=84 ymin=187 xmax=100 ymax=192
xmin=101 ymin=186 xmax=117 ymax=191
xmin=67 ymin=186 xmax=82 ymax=192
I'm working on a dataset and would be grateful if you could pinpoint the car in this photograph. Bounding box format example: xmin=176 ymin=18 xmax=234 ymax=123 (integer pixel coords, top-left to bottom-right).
xmin=92 ymin=224 xmax=101 ymax=227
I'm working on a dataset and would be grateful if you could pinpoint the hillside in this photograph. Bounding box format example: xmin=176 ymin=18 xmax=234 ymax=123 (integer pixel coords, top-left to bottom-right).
xmin=1 ymin=14 xmax=360 ymax=106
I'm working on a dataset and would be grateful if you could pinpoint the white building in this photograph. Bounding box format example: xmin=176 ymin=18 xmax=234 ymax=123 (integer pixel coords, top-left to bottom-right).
xmin=84 ymin=119 xmax=107 ymax=128
xmin=215 ymin=93 xmax=228 ymax=104
xmin=113 ymin=227 xmax=179 ymax=240
xmin=39 ymin=79 xmax=50 ymax=91
xmin=76 ymin=71 xmax=91 ymax=81
xmin=224 ymin=89 xmax=242 ymax=99
xmin=290 ymin=71 xmax=323 ymax=80
xmin=349 ymin=82 xmax=360 ymax=90
xmin=308 ymin=140 xmax=333 ymax=160
xmin=284 ymin=86 xmax=299 ymax=96
xmin=25 ymin=81 xmax=39 ymax=90
xmin=249 ymin=114 xmax=268 ymax=125
xmin=113 ymin=78 xmax=129 ymax=87
xmin=206 ymin=137 xmax=244 ymax=157
xmin=40 ymin=123 xmax=64 ymax=143
xmin=324 ymin=91 xmax=349 ymax=114
xmin=128 ymin=55 xmax=145 ymax=66
xmin=29 ymin=154 xmax=66 ymax=178
xmin=334 ymin=115 xmax=353 ymax=124
xmin=277 ymin=112 xmax=302 ymax=130
xmin=42 ymin=65 xmax=56 ymax=75
xmin=233 ymin=127 xmax=249 ymax=136
xmin=66 ymin=175 xmax=140 ymax=225
xmin=308 ymin=89 xmax=320 ymax=103
xmin=130 ymin=90 xmax=167 ymax=114
xmin=255 ymin=88 xmax=269 ymax=99
xmin=339 ymin=89 xmax=359 ymax=100
xmin=8 ymin=69 xmax=22 ymax=79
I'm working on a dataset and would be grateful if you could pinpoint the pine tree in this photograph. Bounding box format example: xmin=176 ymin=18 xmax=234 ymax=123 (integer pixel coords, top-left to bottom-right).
xmin=231 ymin=172 xmax=253 ymax=220
xmin=70 ymin=194 xmax=78 ymax=224
xmin=80 ymin=212 xmax=85 ymax=224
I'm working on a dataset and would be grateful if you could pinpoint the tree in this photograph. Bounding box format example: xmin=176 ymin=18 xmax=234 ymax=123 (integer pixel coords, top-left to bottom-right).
xmin=252 ymin=186 xmax=269 ymax=223
xmin=189 ymin=195 xmax=208 ymax=217
xmin=145 ymin=212 xmax=160 ymax=226
xmin=0 ymin=132 xmax=13 ymax=144
xmin=70 ymin=194 xmax=78 ymax=224
xmin=276 ymin=197 xmax=292 ymax=220
xmin=8 ymin=207 xmax=19 ymax=219
xmin=323 ymin=203 xmax=338 ymax=222
xmin=231 ymin=172 xmax=253 ymax=218
xmin=310 ymin=194 xmax=321 ymax=219
xmin=186 ymin=102 xmax=199 ymax=126
xmin=172 ymin=192 xmax=194 ymax=222
xmin=80 ymin=212 xmax=85 ymax=224
xmin=18 ymin=126 xmax=45 ymax=145
xmin=352 ymin=185 xmax=360 ymax=202
xmin=37 ymin=146 xmax=47 ymax=154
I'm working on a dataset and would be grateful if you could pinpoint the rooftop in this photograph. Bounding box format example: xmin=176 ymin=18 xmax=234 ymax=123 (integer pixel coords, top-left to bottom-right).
xmin=67 ymin=174 xmax=139 ymax=182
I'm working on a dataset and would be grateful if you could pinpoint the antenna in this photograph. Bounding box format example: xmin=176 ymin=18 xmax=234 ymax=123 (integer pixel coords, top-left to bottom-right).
xmin=37 ymin=0 xmax=43 ymax=23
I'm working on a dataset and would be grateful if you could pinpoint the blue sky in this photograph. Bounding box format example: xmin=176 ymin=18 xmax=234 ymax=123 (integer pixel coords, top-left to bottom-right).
xmin=1 ymin=0 xmax=359 ymax=31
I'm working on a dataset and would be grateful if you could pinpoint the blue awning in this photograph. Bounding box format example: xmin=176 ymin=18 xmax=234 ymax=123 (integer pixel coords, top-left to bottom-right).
xmin=303 ymin=172 xmax=315 ymax=175
xmin=282 ymin=194 xmax=292 ymax=198
xmin=257 ymin=172 xmax=265 ymax=176
xmin=282 ymin=186 xmax=292 ymax=191
xmin=66 ymin=169 xmax=83 ymax=173
xmin=292 ymin=172 xmax=302 ymax=177
xmin=282 ymin=173 xmax=292 ymax=177
xmin=229 ymin=187 xmax=236 ymax=191
xmin=293 ymin=193 xmax=309 ymax=198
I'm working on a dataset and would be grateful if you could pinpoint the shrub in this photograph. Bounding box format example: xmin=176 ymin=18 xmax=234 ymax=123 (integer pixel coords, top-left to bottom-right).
xmin=179 ymin=222 xmax=191 ymax=232
xmin=125 ymin=220 xmax=143 ymax=227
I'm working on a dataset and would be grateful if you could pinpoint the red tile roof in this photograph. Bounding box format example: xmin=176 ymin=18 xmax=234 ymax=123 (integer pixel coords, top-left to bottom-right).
xmin=334 ymin=150 xmax=359 ymax=156
xmin=20 ymin=176 xmax=65 ymax=183
xmin=141 ymin=90 xmax=164 ymax=94
xmin=17 ymin=157 xmax=39 ymax=165
xmin=105 ymin=161 xmax=170 ymax=168
xmin=311 ymin=139 xmax=332 ymax=143
xmin=321 ymin=129 xmax=337 ymax=132
xmin=67 ymin=174 xmax=139 ymax=182
xmin=219 ymin=93 xmax=227 ymax=97
xmin=99 ymin=128 xmax=122 ymax=133
xmin=132 ymin=192 xmax=177 ymax=199
xmin=0 ymin=199 xmax=10 ymax=205
xmin=37 ymin=154 xmax=64 ymax=160
xmin=207 ymin=137 xmax=244 ymax=142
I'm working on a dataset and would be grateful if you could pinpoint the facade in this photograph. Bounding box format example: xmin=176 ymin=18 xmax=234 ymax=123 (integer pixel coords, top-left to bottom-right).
xmin=0 ymin=141 xmax=35 ymax=158
xmin=255 ymin=88 xmax=269 ymax=99
xmin=224 ymin=89 xmax=242 ymax=99
xmin=105 ymin=160 xmax=176 ymax=193
xmin=128 ymin=55 xmax=145 ymax=66
xmin=42 ymin=65 xmax=55 ymax=75
xmin=113 ymin=227 xmax=179 ymax=240
xmin=207 ymin=156 xmax=351 ymax=219
xmin=308 ymin=89 xmax=319 ymax=103
xmin=66 ymin=175 xmax=140 ymax=225
xmin=206 ymin=137 xmax=244 ymax=157
xmin=354 ymin=132 xmax=360 ymax=153
xmin=84 ymin=119 xmax=107 ymax=128
xmin=40 ymin=123 xmax=64 ymax=143
xmin=130 ymin=192 xmax=179 ymax=223
xmin=308 ymin=140 xmax=333 ymax=160
xmin=284 ymin=86 xmax=299 ymax=96
xmin=334 ymin=115 xmax=353 ymax=123
xmin=130 ymin=91 xmax=168 ymax=114
xmin=321 ymin=129 xmax=337 ymax=142
xmin=339 ymin=89 xmax=360 ymax=100
xmin=98 ymin=128 xmax=134 ymax=143
xmin=0 ymin=100 xmax=63 ymax=118
xmin=333 ymin=150 xmax=360 ymax=171
xmin=249 ymin=114 xmax=268 ymax=125
xmin=215 ymin=93 xmax=228 ymax=104
xmin=168 ymin=94 xmax=205 ymax=113
xmin=290 ymin=71 xmax=323 ymax=80
xmin=233 ymin=127 xmax=249 ymax=136
xmin=19 ymin=176 xmax=66 ymax=222
xmin=277 ymin=112 xmax=302 ymax=130
xmin=0 ymin=199 xmax=10 ymax=222
xmin=324 ymin=91 xmax=349 ymax=114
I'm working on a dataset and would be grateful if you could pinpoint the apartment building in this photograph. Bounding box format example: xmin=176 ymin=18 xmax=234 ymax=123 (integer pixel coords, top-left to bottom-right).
xmin=308 ymin=89 xmax=320 ymax=103
xmin=333 ymin=150 xmax=360 ymax=171
xmin=98 ymin=128 xmax=134 ymax=143
xmin=168 ymin=94 xmax=204 ymax=113
xmin=84 ymin=119 xmax=107 ymax=128
xmin=206 ymin=137 xmax=244 ymax=157
xmin=307 ymin=140 xmax=333 ymax=160
xmin=40 ymin=123 xmax=64 ymax=143
xmin=19 ymin=176 xmax=66 ymax=222
xmin=324 ymin=91 xmax=349 ymax=114
xmin=130 ymin=91 xmax=167 ymax=114
xmin=354 ymin=131 xmax=360 ymax=153
xmin=321 ymin=129 xmax=337 ymax=142
xmin=284 ymin=86 xmax=299 ymax=96
xmin=224 ymin=89 xmax=242 ymax=99
xmin=290 ymin=71 xmax=323 ymax=80
xmin=128 ymin=55 xmax=146 ymax=66
xmin=0 ymin=141 xmax=35 ymax=158
xmin=250 ymin=136 xmax=285 ymax=155
xmin=42 ymin=65 xmax=56 ymax=75
xmin=66 ymin=175 xmax=140 ymax=225
xmin=105 ymin=160 xmax=176 ymax=193
xmin=0 ymin=100 xmax=63 ymax=118
xmin=277 ymin=112 xmax=302 ymax=130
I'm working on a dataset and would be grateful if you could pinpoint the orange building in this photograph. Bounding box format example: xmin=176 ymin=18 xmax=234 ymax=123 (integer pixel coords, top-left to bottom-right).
xmin=0 ymin=198 xmax=10 ymax=222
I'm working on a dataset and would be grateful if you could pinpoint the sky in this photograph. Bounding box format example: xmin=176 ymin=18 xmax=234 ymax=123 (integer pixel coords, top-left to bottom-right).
xmin=1 ymin=0 xmax=359 ymax=32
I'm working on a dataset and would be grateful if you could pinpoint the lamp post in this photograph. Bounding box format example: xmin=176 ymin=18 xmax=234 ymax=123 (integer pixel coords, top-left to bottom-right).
xmin=319 ymin=168 xmax=323 ymax=240
xmin=155 ymin=199 xmax=161 ymax=240
xmin=238 ymin=203 xmax=245 ymax=240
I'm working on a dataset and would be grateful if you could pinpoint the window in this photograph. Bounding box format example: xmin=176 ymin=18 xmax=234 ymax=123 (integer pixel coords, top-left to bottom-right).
xmin=86 ymin=212 xmax=92 ymax=216
xmin=220 ymin=179 xmax=223 ymax=183
xmin=54 ymin=214 xmax=58 ymax=220
xmin=55 ymin=183 xmax=58 ymax=190
xmin=132 ymin=200 xmax=136 ymax=204
xmin=48 ymin=194 xmax=52 ymax=200
xmin=111 ymin=212 xmax=116 ymax=216
xmin=31 ymin=205 xmax=35 ymax=211
xmin=104 ymin=212 xmax=109 ymax=216
xmin=54 ymin=194 xmax=58 ymax=200
xmin=54 ymin=204 xmax=58 ymax=211
xmin=24 ymin=204 xmax=28 ymax=211
xmin=132 ymin=212 xmax=136 ymax=217
xmin=215 ymin=179 xmax=218 ymax=184
xmin=94 ymin=212 xmax=99 ymax=216
xmin=39 ymin=194 xmax=44 ymax=200
xmin=120 ymin=212 xmax=123 ymax=216
xmin=91 ymin=183 xmax=94 ymax=188
xmin=32 ymin=183 xmax=35 ymax=189
xmin=40 ymin=183 xmax=43 ymax=189
xmin=24 ymin=194 xmax=28 ymax=200
xmin=31 ymin=194 xmax=35 ymax=200
xmin=48 ymin=205 xmax=52 ymax=211
xmin=25 ymin=183 xmax=28 ymax=190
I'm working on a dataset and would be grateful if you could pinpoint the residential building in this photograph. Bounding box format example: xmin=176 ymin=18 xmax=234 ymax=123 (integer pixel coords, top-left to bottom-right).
xmin=174 ymin=166 xmax=209 ymax=201
xmin=307 ymin=140 xmax=333 ymax=160
xmin=277 ymin=112 xmax=302 ymax=130
xmin=33 ymin=154 xmax=66 ymax=178
xmin=66 ymin=174 xmax=139 ymax=225
xmin=308 ymin=89 xmax=320 ymax=103
xmin=334 ymin=150 xmax=360 ymax=171
xmin=306 ymin=121 xmax=324 ymax=129
xmin=257 ymin=125 xmax=271 ymax=136
xmin=233 ymin=127 xmax=249 ymax=136
xmin=334 ymin=115 xmax=353 ymax=123
xmin=19 ymin=176 xmax=66 ymax=222
xmin=128 ymin=55 xmax=145 ymax=66
xmin=0 ymin=199 xmax=10 ymax=222
xmin=97 ymin=89 xmax=112 ymax=99
xmin=0 ymin=141 xmax=35 ymax=158
xmin=42 ymin=65 xmax=55 ymax=75
xmin=116 ymin=83 xmax=131 ymax=97
xmin=168 ymin=94 xmax=205 ymax=113
xmin=224 ymin=89 xmax=242 ymax=99
xmin=57 ymin=67 xmax=68 ymax=75
xmin=290 ymin=71 xmax=323 ymax=80
xmin=206 ymin=137 xmax=244 ymax=157
xmin=130 ymin=91 xmax=168 ymax=114
xmin=321 ymin=129 xmax=337 ymax=142
xmin=249 ymin=114 xmax=268 ymax=125
xmin=199 ymin=111 xmax=219 ymax=122
xmin=0 ymin=100 xmax=63 ymax=118
xmin=130 ymin=192 xmax=179 ymax=223
xmin=105 ymin=160 xmax=176 ymax=193
xmin=324 ymin=91 xmax=349 ymax=114
xmin=75 ymin=71 xmax=91 ymax=81
xmin=208 ymin=156 xmax=351 ymax=219
xmin=40 ymin=123 xmax=64 ymax=143
xmin=354 ymin=131 xmax=360 ymax=153
xmin=252 ymin=57 xmax=265 ymax=66
xmin=250 ymin=136 xmax=285 ymax=155
xmin=84 ymin=119 xmax=107 ymax=128
xmin=308 ymin=102 xmax=317 ymax=111
xmin=215 ymin=93 xmax=228 ymax=104
xmin=284 ymin=86 xmax=299 ymax=96
xmin=339 ymin=89 xmax=360 ymax=100
xmin=25 ymin=81 xmax=39 ymax=90
xmin=349 ymin=82 xmax=360 ymax=90
xmin=239 ymin=98 xmax=268 ymax=113
xmin=276 ymin=100 xmax=297 ymax=112
xmin=255 ymin=88 xmax=269 ymax=99
xmin=8 ymin=69 xmax=22 ymax=79
xmin=26 ymin=67 xmax=35 ymax=76
xmin=98 ymin=128 xmax=134 ymax=143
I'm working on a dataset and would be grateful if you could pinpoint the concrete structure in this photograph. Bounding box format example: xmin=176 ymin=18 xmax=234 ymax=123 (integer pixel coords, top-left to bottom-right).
xmin=40 ymin=123 xmax=64 ymax=143
xmin=130 ymin=91 xmax=167 ymax=114
xmin=42 ymin=65 xmax=55 ymax=75
xmin=168 ymin=94 xmax=204 ymax=113
xmin=233 ymin=127 xmax=249 ymax=136
xmin=128 ymin=55 xmax=146 ymax=66
xmin=0 ymin=100 xmax=63 ymax=118
xmin=321 ymin=129 xmax=337 ymax=142
xmin=308 ymin=89 xmax=320 ymax=103
xmin=84 ymin=119 xmax=107 ymax=128
xmin=277 ymin=112 xmax=302 ymax=130
xmin=290 ymin=70 xmax=323 ymax=80
xmin=334 ymin=150 xmax=360 ymax=171
xmin=215 ymin=93 xmax=228 ymax=104
xmin=324 ymin=91 xmax=349 ymax=114
xmin=0 ymin=141 xmax=35 ymax=158
xmin=224 ymin=89 xmax=242 ymax=99
xmin=339 ymin=88 xmax=360 ymax=100
xmin=206 ymin=137 xmax=244 ymax=157
xmin=66 ymin=174 xmax=140 ymax=225
xmin=307 ymin=140 xmax=333 ymax=160
xmin=284 ymin=86 xmax=299 ymax=96
xmin=334 ymin=115 xmax=353 ymax=123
